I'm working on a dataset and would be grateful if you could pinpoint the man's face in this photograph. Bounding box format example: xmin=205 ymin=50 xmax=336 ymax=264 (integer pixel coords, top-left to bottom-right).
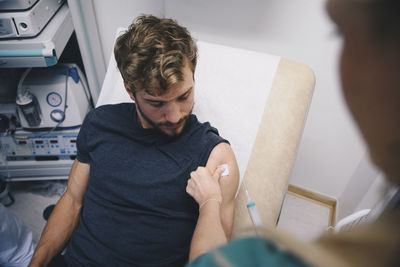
xmin=327 ymin=0 xmax=400 ymax=182
xmin=126 ymin=62 xmax=195 ymax=138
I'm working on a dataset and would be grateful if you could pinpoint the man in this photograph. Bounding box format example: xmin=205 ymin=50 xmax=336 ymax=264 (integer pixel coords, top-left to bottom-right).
xmin=29 ymin=15 xmax=239 ymax=267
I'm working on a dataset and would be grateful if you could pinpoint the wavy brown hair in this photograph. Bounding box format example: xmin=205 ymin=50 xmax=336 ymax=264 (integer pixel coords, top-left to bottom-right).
xmin=114 ymin=15 xmax=197 ymax=96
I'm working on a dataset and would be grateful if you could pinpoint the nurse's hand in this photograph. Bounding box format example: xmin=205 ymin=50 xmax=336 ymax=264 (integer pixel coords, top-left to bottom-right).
xmin=186 ymin=166 xmax=224 ymax=209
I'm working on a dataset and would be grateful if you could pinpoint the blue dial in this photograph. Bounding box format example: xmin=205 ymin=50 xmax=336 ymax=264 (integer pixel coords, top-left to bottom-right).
xmin=50 ymin=109 xmax=65 ymax=123
xmin=46 ymin=92 xmax=62 ymax=107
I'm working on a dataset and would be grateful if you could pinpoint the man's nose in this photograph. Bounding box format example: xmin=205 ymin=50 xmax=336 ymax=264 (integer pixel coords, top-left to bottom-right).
xmin=164 ymin=102 xmax=181 ymax=124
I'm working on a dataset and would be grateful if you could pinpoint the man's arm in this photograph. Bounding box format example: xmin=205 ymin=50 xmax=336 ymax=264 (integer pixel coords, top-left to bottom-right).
xmin=186 ymin=142 xmax=239 ymax=261
xmin=29 ymin=159 xmax=90 ymax=267
xmin=205 ymin=142 xmax=239 ymax=239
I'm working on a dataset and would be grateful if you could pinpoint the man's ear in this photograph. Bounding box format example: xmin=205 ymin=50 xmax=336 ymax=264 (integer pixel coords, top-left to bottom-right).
xmin=124 ymin=83 xmax=136 ymax=102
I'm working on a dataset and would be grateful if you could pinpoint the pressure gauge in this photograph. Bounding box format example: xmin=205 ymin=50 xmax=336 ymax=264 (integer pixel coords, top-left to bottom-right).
xmin=46 ymin=92 xmax=62 ymax=107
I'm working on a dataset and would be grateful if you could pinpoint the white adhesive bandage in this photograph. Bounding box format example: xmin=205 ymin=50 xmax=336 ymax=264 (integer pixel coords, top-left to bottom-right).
xmin=219 ymin=164 xmax=229 ymax=177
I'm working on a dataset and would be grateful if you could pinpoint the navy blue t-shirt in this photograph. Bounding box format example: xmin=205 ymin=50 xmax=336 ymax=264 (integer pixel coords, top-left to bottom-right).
xmin=64 ymin=103 xmax=228 ymax=267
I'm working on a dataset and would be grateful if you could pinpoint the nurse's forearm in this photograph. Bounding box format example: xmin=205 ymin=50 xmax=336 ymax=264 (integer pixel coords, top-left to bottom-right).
xmin=189 ymin=200 xmax=227 ymax=261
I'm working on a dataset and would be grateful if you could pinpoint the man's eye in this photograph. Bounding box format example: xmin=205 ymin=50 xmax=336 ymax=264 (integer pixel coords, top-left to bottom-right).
xmin=178 ymin=95 xmax=189 ymax=102
xmin=150 ymin=102 xmax=164 ymax=108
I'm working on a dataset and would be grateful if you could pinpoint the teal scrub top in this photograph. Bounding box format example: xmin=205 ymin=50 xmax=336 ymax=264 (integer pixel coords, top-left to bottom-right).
xmin=186 ymin=237 xmax=309 ymax=267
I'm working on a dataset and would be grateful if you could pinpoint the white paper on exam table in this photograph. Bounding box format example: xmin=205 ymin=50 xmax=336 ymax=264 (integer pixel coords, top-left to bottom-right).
xmin=96 ymin=28 xmax=281 ymax=185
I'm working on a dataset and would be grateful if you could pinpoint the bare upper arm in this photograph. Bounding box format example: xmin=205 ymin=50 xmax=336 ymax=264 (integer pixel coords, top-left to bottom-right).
xmin=65 ymin=159 xmax=90 ymax=205
xmin=205 ymin=142 xmax=239 ymax=239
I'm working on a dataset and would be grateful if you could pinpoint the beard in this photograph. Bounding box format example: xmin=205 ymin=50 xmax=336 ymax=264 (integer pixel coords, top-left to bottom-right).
xmin=135 ymin=99 xmax=193 ymax=138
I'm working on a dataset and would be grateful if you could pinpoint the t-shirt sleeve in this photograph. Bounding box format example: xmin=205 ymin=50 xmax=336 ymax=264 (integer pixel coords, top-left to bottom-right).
xmin=198 ymin=125 xmax=230 ymax=166
xmin=76 ymin=110 xmax=94 ymax=164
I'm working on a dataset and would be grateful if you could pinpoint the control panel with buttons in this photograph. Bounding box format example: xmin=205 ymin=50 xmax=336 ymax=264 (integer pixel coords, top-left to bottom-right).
xmin=0 ymin=129 xmax=79 ymax=161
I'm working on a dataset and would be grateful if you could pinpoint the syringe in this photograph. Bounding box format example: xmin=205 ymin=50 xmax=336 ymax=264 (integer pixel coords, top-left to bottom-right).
xmin=243 ymin=182 xmax=263 ymax=235
xmin=218 ymin=164 xmax=263 ymax=235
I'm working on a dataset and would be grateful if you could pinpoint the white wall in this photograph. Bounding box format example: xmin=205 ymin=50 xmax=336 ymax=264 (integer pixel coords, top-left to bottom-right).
xmin=92 ymin=0 xmax=164 ymax=66
xmin=91 ymin=0 xmax=382 ymax=220
xmin=356 ymin=174 xmax=389 ymax=212
xmin=337 ymin=153 xmax=381 ymax=219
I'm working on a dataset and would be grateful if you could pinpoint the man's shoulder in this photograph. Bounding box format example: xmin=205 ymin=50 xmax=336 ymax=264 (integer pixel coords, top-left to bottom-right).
xmin=188 ymin=115 xmax=219 ymax=137
xmin=80 ymin=103 xmax=135 ymax=134
xmin=185 ymin=115 xmax=229 ymax=147
xmin=86 ymin=103 xmax=134 ymax=122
